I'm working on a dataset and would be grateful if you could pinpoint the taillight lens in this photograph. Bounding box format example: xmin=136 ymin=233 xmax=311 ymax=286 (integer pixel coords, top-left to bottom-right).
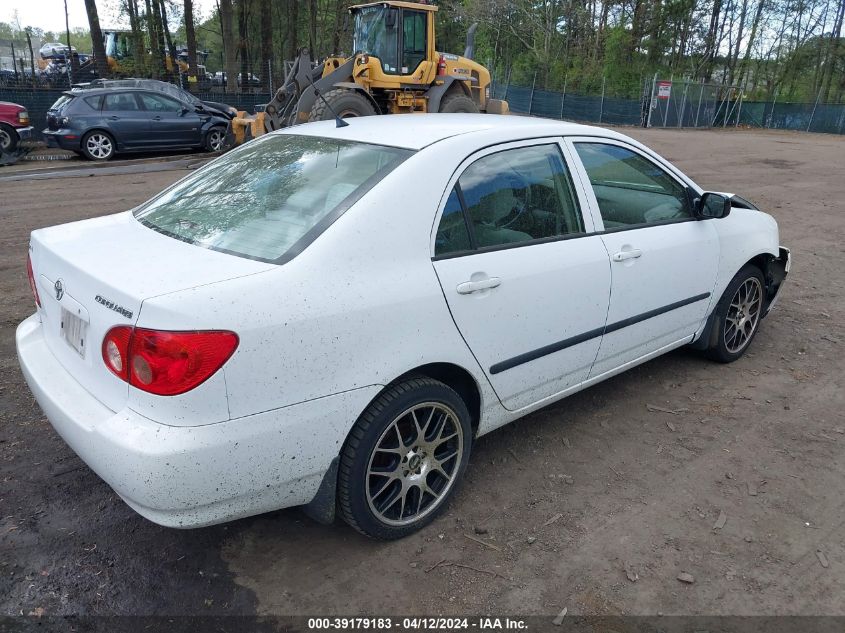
xmin=102 ymin=326 xmax=132 ymax=381
xmin=26 ymin=253 xmax=41 ymax=307
xmin=102 ymin=327 xmax=238 ymax=396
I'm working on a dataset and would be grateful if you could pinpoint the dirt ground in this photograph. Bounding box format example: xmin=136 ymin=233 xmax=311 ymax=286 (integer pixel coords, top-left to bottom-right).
xmin=1 ymin=127 xmax=843 ymax=620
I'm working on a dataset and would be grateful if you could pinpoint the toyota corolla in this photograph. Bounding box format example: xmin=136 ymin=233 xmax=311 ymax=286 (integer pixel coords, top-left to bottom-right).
xmin=17 ymin=115 xmax=789 ymax=539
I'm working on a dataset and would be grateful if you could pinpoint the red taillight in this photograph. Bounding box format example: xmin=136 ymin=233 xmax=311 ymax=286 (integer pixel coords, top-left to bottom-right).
xmin=26 ymin=253 xmax=41 ymax=308
xmin=102 ymin=327 xmax=238 ymax=396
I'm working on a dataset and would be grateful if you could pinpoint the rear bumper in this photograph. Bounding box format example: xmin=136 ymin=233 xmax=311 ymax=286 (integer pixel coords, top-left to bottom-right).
xmin=42 ymin=129 xmax=81 ymax=150
xmin=16 ymin=314 xmax=379 ymax=528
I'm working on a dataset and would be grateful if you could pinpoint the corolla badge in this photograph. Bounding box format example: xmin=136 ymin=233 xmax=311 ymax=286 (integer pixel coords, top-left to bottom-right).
xmin=54 ymin=279 xmax=64 ymax=301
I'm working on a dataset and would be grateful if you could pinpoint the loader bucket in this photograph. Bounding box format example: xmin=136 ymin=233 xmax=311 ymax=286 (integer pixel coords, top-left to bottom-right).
xmin=224 ymin=111 xmax=269 ymax=149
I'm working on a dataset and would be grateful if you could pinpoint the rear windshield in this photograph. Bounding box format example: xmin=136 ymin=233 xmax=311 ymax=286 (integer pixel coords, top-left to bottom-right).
xmin=50 ymin=95 xmax=74 ymax=111
xmin=134 ymin=134 xmax=411 ymax=263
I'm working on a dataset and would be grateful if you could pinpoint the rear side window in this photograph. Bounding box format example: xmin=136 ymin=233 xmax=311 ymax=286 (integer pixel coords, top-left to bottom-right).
xmin=84 ymin=95 xmax=103 ymax=110
xmin=134 ymin=134 xmax=412 ymax=263
xmin=103 ymin=92 xmax=140 ymax=111
xmin=435 ymin=144 xmax=585 ymax=255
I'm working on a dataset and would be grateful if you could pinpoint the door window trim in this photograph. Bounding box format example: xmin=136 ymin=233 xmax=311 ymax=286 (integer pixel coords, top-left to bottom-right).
xmin=564 ymin=136 xmax=703 ymax=234
xmin=430 ymin=137 xmax=598 ymax=261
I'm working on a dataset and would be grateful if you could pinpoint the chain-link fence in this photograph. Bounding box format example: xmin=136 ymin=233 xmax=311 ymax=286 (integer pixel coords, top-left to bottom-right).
xmin=492 ymin=75 xmax=845 ymax=135
xmin=645 ymin=78 xmax=738 ymax=128
xmin=493 ymin=82 xmax=645 ymax=126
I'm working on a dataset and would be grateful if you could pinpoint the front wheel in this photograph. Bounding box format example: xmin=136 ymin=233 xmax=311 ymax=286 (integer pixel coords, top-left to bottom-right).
xmin=0 ymin=124 xmax=20 ymax=152
xmin=338 ymin=377 xmax=472 ymax=540
xmin=439 ymin=94 xmax=479 ymax=114
xmin=705 ymin=265 xmax=765 ymax=362
xmin=204 ymin=126 xmax=225 ymax=152
xmin=81 ymin=130 xmax=115 ymax=161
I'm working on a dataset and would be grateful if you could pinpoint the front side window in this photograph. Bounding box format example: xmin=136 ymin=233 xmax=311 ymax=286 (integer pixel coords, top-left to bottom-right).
xmin=435 ymin=144 xmax=584 ymax=255
xmin=139 ymin=92 xmax=183 ymax=113
xmin=134 ymin=134 xmax=411 ymax=263
xmin=402 ymin=10 xmax=426 ymax=73
xmin=103 ymin=92 xmax=140 ymax=111
xmin=574 ymin=143 xmax=692 ymax=228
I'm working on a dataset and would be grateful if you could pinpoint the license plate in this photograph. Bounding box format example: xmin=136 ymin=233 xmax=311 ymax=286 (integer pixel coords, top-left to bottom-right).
xmin=60 ymin=308 xmax=87 ymax=357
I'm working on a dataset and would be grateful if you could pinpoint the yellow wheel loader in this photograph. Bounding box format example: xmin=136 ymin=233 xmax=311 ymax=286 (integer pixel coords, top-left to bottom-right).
xmin=228 ymin=0 xmax=508 ymax=145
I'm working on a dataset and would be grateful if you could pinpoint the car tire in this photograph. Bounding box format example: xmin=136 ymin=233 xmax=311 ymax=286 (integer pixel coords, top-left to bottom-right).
xmin=309 ymin=88 xmax=377 ymax=121
xmin=204 ymin=126 xmax=226 ymax=152
xmin=0 ymin=123 xmax=19 ymax=152
xmin=705 ymin=264 xmax=766 ymax=363
xmin=439 ymin=93 xmax=479 ymax=114
xmin=337 ymin=377 xmax=473 ymax=540
xmin=81 ymin=130 xmax=115 ymax=161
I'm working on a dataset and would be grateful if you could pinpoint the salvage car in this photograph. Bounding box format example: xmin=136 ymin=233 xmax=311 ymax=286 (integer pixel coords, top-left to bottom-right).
xmin=81 ymin=78 xmax=238 ymax=120
xmin=0 ymin=101 xmax=33 ymax=151
xmin=43 ymin=87 xmax=229 ymax=160
xmin=17 ymin=115 xmax=789 ymax=539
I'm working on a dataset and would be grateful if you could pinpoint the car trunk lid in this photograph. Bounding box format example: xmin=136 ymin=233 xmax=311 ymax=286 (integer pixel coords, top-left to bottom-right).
xmin=29 ymin=211 xmax=274 ymax=412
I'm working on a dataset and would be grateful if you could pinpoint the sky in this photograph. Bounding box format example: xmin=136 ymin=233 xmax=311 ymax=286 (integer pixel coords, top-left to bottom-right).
xmin=2 ymin=0 xmax=217 ymax=35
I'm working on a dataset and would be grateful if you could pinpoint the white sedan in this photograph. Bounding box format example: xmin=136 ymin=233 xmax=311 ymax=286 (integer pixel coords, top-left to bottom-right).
xmin=17 ymin=115 xmax=789 ymax=539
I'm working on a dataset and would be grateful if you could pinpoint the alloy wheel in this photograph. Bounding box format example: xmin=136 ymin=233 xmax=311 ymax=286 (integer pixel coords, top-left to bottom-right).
xmin=724 ymin=277 xmax=763 ymax=353
xmin=0 ymin=128 xmax=11 ymax=150
xmin=366 ymin=402 xmax=464 ymax=526
xmin=208 ymin=129 xmax=224 ymax=151
xmin=86 ymin=133 xmax=113 ymax=159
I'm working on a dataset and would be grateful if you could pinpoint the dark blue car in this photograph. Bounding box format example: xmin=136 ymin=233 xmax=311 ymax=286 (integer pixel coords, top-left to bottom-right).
xmin=43 ymin=88 xmax=229 ymax=160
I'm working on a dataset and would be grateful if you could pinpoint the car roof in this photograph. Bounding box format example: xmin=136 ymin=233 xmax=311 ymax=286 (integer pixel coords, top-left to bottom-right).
xmin=67 ymin=87 xmax=177 ymax=96
xmin=277 ymin=114 xmax=627 ymax=150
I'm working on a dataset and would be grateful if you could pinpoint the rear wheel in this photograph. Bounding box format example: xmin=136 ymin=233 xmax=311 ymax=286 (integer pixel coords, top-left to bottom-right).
xmin=439 ymin=93 xmax=479 ymax=114
xmin=81 ymin=130 xmax=115 ymax=161
xmin=705 ymin=265 xmax=765 ymax=363
xmin=338 ymin=377 xmax=472 ymax=540
xmin=309 ymin=88 xmax=377 ymax=121
xmin=0 ymin=124 xmax=19 ymax=152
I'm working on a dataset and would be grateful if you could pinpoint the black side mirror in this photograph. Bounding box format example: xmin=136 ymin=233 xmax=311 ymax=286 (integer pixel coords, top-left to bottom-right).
xmin=696 ymin=192 xmax=732 ymax=219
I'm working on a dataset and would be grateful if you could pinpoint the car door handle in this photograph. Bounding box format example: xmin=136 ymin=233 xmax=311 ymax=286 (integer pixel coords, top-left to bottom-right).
xmin=108 ymin=115 xmax=120 ymax=120
xmin=612 ymin=249 xmax=643 ymax=262
xmin=456 ymin=277 xmax=501 ymax=294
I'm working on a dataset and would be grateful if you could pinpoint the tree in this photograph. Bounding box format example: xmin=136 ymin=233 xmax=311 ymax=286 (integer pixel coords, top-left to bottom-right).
xmin=184 ymin=0 xmax=199 ymax=82
xmin=219 ymin=0 xmax=238 ymax=92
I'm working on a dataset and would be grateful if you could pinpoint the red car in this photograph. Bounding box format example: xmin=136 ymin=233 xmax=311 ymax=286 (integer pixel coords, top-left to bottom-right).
xmin=0 ymin=101 xmax=34 ymax=152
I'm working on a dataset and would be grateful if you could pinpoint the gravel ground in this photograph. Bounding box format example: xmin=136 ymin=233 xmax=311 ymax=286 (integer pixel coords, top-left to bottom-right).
xmin=0 ymin=127 xmax=843 ymax=619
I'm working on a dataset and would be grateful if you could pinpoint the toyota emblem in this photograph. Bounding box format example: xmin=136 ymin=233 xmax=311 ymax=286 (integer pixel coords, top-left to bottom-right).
xmin=54 ymin=279 xmax=64 ymax=301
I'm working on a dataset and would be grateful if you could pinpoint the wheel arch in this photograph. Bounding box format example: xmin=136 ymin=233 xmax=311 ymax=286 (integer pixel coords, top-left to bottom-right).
xmin=690 ymin=250 xmax=784 ymax=351
xmin=393 ymin=362 xmax=482 ymax=437
xmin=81 ymin=127 xmax=119 ymax=151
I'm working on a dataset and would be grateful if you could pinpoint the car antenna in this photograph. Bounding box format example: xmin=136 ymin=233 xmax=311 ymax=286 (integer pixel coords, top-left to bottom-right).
xmin=304 ymin=57 xmax=349 ymax=128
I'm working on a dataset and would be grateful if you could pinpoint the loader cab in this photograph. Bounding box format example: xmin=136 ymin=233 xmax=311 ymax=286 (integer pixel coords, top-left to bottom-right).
xmin=350 ymin=1 xmax=436 ymax=76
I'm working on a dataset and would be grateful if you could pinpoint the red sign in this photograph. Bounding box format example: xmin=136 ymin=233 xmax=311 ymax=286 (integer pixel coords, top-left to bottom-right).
xmin=657 ymin=81 xmax=672 ymax=99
